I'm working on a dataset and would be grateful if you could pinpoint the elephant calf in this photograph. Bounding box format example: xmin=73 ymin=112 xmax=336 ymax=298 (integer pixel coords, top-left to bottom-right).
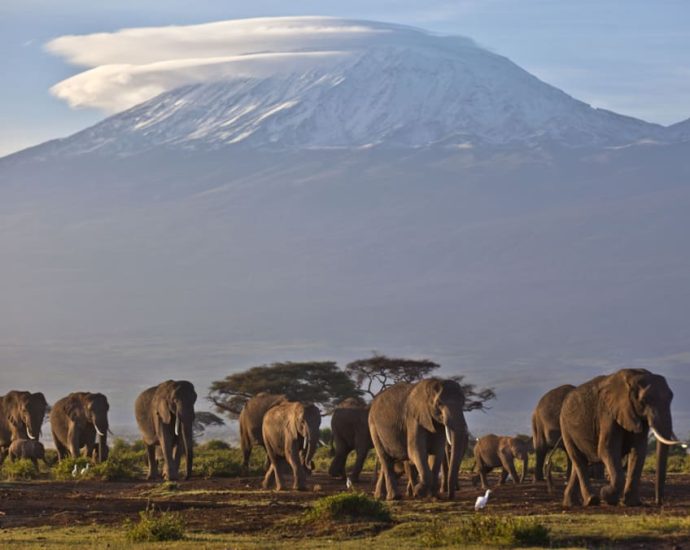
xmin=328 ymin=397 xmax=372 ymax=483
xmin=9 ymin=439 xmax=45 ymax=468
xmin=474 ymin=434 xmax=531 ymax=489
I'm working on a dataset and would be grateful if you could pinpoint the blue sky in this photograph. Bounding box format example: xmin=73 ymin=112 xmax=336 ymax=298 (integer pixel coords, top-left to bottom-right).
xmin=1 ymin=0 xmax=689 ymax=157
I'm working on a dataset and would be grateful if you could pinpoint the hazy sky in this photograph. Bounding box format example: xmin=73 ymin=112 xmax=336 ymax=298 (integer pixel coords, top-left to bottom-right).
xmin=1 ymin=0 xmax=689 ymax=157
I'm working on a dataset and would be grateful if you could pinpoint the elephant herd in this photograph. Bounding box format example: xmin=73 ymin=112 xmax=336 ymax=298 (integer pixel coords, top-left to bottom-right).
xmin=0 ymin=368 xmax=684 ymax=509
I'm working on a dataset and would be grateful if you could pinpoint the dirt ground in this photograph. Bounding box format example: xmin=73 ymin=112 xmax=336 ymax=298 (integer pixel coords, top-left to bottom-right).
xmin=2 ymin=471 xmax=690 ymax=536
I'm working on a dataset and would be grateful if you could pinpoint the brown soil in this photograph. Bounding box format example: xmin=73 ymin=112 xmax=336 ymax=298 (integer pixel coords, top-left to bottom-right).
xmin=1 ymin=472 xmax=689 ymax=537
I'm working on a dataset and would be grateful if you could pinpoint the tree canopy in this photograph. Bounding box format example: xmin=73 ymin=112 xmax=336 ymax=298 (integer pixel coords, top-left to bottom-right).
xmin=209 ymin=361 xmax=361 ymax=417
xmin=192 ymin=411 xmax=225 ymax=438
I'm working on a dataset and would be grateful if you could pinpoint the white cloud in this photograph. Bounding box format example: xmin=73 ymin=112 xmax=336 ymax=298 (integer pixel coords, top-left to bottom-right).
xmin=46 ymin=16 xmax=427 ymax=113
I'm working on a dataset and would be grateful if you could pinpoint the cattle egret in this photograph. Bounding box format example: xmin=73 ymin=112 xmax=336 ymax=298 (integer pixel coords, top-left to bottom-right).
xmin=346 ymin=476 xmax=353 ymax=490
xmin=475 ymin=489 xmax=491 ymax=511
xmin=80 ymin=463 xmax=90 ymax=475
xmin=71 ymin=464 xmax=78 ymax=477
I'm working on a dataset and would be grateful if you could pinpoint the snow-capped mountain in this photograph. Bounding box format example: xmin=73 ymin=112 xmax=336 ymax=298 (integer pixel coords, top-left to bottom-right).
xmin=23 ymin=19 xmax=669 ymax=159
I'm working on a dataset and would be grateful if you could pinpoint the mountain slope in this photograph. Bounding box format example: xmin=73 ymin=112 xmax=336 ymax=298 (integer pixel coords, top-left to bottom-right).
xmin=25 ymin=20 xmax=667 ymax=158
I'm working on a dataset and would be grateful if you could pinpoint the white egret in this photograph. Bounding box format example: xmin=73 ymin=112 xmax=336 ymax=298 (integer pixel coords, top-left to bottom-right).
xmin=474 ymin=489 xmax=491 ymax=511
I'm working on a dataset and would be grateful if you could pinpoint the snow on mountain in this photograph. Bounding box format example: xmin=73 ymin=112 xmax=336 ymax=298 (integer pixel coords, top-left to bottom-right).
xmin=33 ymin=17 xmax=666 ymax=157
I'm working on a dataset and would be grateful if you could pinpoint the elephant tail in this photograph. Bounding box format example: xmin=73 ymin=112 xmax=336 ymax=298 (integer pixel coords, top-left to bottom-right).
xmin=544 ymin=436 xmax=562 ymax=494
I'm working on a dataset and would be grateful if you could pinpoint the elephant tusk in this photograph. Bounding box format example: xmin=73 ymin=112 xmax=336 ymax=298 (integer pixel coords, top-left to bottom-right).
xmin=303 ymin=437 xmax=308 ymax=450
xmin=175 ymin=415 xmax=181 ymax=437
xmin=95 ymin=426 xmax=105 ymax=437
xmin=651 ymin=426 xmax=682 ymax=446
xmin=26 ymin=427 xmax=36 ymax=440
xmin=445 ymin=425 xmax=452 ymax=446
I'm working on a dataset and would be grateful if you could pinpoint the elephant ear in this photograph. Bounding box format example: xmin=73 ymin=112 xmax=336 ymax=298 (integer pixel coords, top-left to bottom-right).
xmin=408 ymin=381 xmax=438 ymax=433
xmin=156 ymin=396 xmax=173 ymax=424
xmin=64 ymin=397 xmax=82 ymax=421
xmin=600 ymin=371 xmax=643 ymax=433
xmin=288 ymin=405 xmax=301 ymax=441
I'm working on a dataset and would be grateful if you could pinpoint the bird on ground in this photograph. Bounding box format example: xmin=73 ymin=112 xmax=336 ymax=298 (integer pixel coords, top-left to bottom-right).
xmin=80 ymin=463 xmax=90 ymax=475
xmin=71 ymin=464 xmax=78 ymax=477
xmin=475 ymin=489 xmax=491 ymax=511
xmin=346 ymin=476 xmax=353 ymax=490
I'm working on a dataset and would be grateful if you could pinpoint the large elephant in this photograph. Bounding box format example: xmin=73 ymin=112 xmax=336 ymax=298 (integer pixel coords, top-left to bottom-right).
xmin=328 ymin=397 xmax=372 ymax=482
xmin=135 ymin=380 xmax=197 ymax=481
xmin=532 ymin=384 xmax=575 ymax=482
xmin=473 ymin=434 xmax=531 ymax=489
xmin=261 ymin=401 xmax=321 ymax=491
xmin=239 ymin=392 xmax=286 ymax=471
xmin=368 ymin=378 xmax=468 ymax=500
xmin=50 ymin=392 xmax=110 ymax=463
xmin=0 ymin=391 xmax=48 ymax=460
xmin=560 ymin=368 xmax=682 ymax=507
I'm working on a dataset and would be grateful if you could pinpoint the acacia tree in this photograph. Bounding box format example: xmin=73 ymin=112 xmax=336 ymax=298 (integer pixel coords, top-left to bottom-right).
xmin=209 ymin=361 xmax=361 ymax=418
xmin=192 ymin=411 xmax=225 ymax=439
xmin=345 ymin=353 xmax=495 ymax=412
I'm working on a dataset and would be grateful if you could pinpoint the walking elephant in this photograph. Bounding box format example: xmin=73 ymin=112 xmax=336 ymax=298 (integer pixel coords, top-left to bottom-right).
xmin=473 ymin=434 xmax=531 ymax=489
xmin=8 ymin=439 xmax=45 ymax=469
xmin=328 ymin=397 xmax=372 ymax=482
xmin=560 ymin=368 xmax=682 ymax=507
xmin=0 ymin=391 xmax=48 ymax=460
xmin=368 ymin=378 xmax=468 ymax=500
xmin=261 ymin=401 xmax=321 ymax=491
xmin=239 ymin=393 xmax=286 ymax=471
xmin=135 ymin=380 xmax=197 ymax=481
xmin=50 ymin=392 xmax=110 ymax=463
xmin=532 ymin=384 xmax=575 ymax=482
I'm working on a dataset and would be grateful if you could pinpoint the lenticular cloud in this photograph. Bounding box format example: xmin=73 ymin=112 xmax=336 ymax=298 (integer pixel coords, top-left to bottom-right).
xmin=46 ymin=17 xmax=445 ymax=113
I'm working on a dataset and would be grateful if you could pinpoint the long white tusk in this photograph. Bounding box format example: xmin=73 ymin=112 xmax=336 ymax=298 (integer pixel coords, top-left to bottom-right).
xmin=26 ymin=426 xmax=36 ymax=440
xmin=175 ymin=415 xmax=181 ymax=437
xmin=95 ymin=425 xmax=105 ymax=437
xmin=445 ymin=426 xmax=452 ymax=446
xmin=303 ymin=436 xmax=308 ymax=450
xmin=651 ymin=426 xmax=682 ymax=446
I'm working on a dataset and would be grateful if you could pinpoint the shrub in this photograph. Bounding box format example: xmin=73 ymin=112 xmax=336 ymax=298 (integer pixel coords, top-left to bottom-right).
xmin=305 ymin=492 xmax=391 ymax=524
xmin=1 ymin=458 xmax=39 ymax=480
xmin=199 ymin=439 xmax=230 ymax=451
xmin=193 ymin=450 xmax=242 ymax=478
xmin=52 ymin=456 xmax=91 ymax=480
xmin=419 ymin=516 xmax=550 ymax=547
xmin=125 ymin=505 xmax=185 ymax=542
xmin=87 ymin=453 xmax=143 ymax=481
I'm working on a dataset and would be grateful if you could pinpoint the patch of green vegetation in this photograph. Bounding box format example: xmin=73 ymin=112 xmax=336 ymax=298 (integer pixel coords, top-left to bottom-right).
xmin=0 ymin=458 xmax=39 ymax=480
xmin=200 ymin=439 xmax=231 ymax=451
xmin=124 ymin=505 xmax=185 ymax=543
xmin=305 ymin=492 xmax=391 ymax=523
xmin=193 ymin=450 xmax=243 ymax=478
xmin=51 ymin=456 xmax=91 ymax=480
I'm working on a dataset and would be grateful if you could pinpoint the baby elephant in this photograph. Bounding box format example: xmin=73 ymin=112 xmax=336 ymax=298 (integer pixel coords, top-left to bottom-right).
xmin=474 ymin=434 xmax=531 ymax=489
xmin=9 ymin=439 xmax=46 ymax=468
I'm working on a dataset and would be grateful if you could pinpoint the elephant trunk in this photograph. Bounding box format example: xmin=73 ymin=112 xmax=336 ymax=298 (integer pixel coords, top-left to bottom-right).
xmin=181 ymin=414 xmax=193 ymax=479
xmin=445 ymin=421 xmax=465 ymax=499
xmin=97 ymin=432 xmax=108 ymax=463
xmin=655 ymin=439 xmax=669 ymax=505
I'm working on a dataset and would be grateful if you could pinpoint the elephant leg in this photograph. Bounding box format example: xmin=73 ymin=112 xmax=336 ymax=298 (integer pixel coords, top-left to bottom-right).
xmin=261 ymin=463 xmax=275 ymax=489
xmin=408 ymin=431 xmax=432 ymax=498
xmin=534 ymin=447 xmax=546 ymax=482
xmin=328 ymin=446 xmax=349 ymax=479
xmin=498 ymin=450 xmax=520 ymax=485
xmin=145 ymin=444 xmax=159 ymax=480
xmin=286 ymin=443 xmax=306 ymax=491
xmin=499 ymin=468 xmax=508 ymax=484
xmin=31 ymin=457 xmax=39 ymax=469
xmin=622 ymin=441 xmax=646 ymax=506
xmin=562 ymin=461 xmax=582 ymax=508
xmin=374 ymin=465 xmax=386 ymax=499
xmin=370 ymin=429 xmax=400 ymax=501
xmin=349 ymin=445 xmax=368 ymax=483
xmin=160 ymin=432 xmax=177 ymax=481
xmin=404 ymin=461 xmax=417 ymax=497
xmin=429 ymin=450 xmax=443 ymax=496
xmin=568 ymin=447 xmax=598 ymax=507
xmin=477 ymin=459 xmax=490 ymax=490
xmin=599 ymin=447 xmax=624 ymax=506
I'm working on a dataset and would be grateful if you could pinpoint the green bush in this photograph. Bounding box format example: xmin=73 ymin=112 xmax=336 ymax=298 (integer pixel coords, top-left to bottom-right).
xmin=88 ymin=453 xmax=144 ymax=481
xmin=199 ymin=439 xmax=230 ymax=451
xmin=193 ymin=450 xmax=242 ymax=478
xmin=125 ymin=505 xmax=185 ymax=543
xmin=419 ymin=516 xmax=550 ymax=547
xmin=1 ymin=458 xmax=39 ymax=480
xmin=305 ymin=492 xmax=391 ymax=523
xmin=52 ymin=456 xmax=91 ymax=480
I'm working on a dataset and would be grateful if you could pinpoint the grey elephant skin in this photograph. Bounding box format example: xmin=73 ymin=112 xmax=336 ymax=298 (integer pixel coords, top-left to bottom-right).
xmin=329 ymin=397 xmax=372 ymax=482
xmin=0 ymin=391 xmax=48 ymax=460
xmin=239 ymin=393 xmax=287 ymax=471
xmin=50 ymin=392 xmax=110 ymax=463
xmin=532 ymin=384 xmax=575 ymax=482
xmin=262 ymin=401 xmax=321 ymax=491
xmin=474 ymin=434 xmax=531 ymax=489
xmin=135 ymin=380 xmax=197 ymax=481
xmin=368 ymin=378 xmax=468 ymax=500
xmin=8 ymin=439 xmax=45 ymax=468
xmin=560 ymin=368 xmax=680 ymax=507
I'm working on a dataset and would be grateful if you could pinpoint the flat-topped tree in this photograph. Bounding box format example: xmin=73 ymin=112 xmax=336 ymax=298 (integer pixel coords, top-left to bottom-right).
xmin=209 ymin=361 xmax=361 ymax=417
